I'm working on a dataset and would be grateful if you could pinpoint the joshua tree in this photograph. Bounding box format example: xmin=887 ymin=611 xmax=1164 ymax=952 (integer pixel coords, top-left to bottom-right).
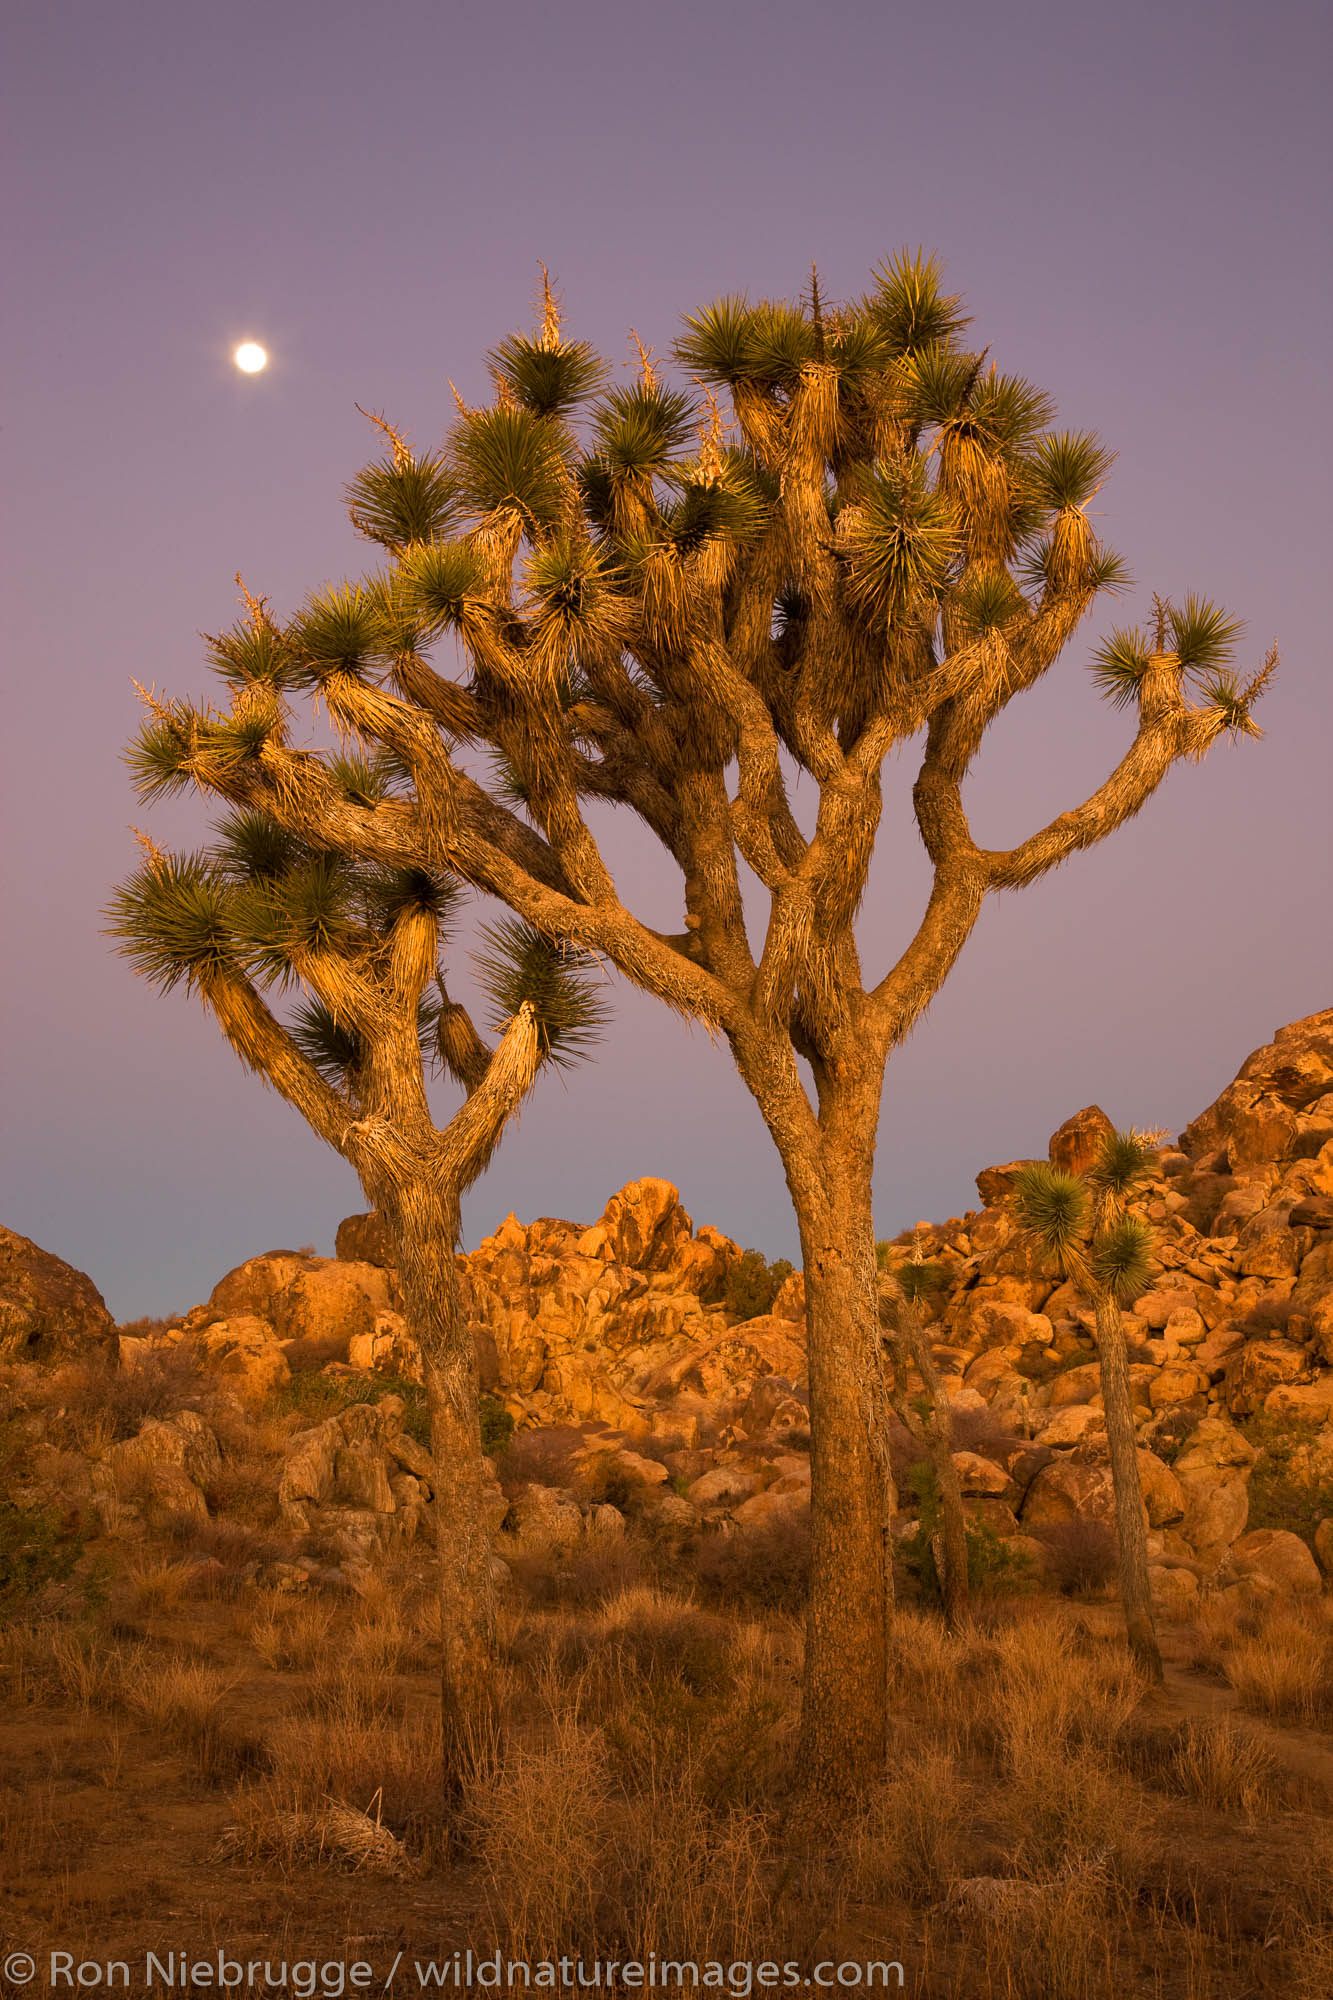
xmin=116 ymin=257 xmax=1270 ymax=1786
xmin=1009 ymin=1132 xmax=1165 ymax=1679
xmin=108 ymin=725 xmax=605 ymax=1775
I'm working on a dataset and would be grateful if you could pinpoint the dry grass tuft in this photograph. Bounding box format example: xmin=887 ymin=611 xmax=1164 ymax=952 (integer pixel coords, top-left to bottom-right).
xmin=216 ymin=1791 xmax=415 ymax=1876
xmin=1225 ymin=1613 xmax=1333 ymax=1726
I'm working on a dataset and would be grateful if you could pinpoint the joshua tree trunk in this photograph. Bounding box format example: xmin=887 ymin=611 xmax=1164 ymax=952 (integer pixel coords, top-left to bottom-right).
xmin=763 ymin=1069 xmax=894 ymax=1794
xmin=377 ymin=1179 xmax=500 ymax=1779
xmin=1092 ymin=1292 xmax=1163 ymax=1681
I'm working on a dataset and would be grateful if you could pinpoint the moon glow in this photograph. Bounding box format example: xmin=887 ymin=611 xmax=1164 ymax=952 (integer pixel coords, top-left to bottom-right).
xmin=234 ymin=342 xmax=268 ymax=373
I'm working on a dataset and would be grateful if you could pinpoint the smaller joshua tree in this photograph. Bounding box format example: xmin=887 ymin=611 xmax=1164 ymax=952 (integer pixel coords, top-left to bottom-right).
xmin=108 ymin=690 xmax=605 ymax=1777
xmin=1009 ymin=1131 xmax=1164 ymax=1679
xmin=877 ymin=1251 xmax=970 ymax=1628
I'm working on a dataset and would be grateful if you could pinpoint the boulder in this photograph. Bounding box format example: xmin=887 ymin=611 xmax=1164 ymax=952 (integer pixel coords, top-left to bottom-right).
xmin=96 ymin=1411 xmax=221 ymax=1530
xmin=198 ymin=1316 xmax=290 ymax=1401
xmin=1181 ymin=1009 xmax=1333 ymax=1168
xmin=1048 ymin=1105 xmax=1116 ymax=1176
xmin=1229 ymin=1528 xmax=1322 ymax=1594
xmin=1179 ymin=1477 xmax=1249 ymax=1563
xmin=1035 ymin=1405 xmax=1105 ymax=1449
xmin=687 ymin=1465 xmax=762 ymax=1508
xmin=1137 ymin=1449 xmax=1186 ymax=1527
xmin=334 ymin=1212 xmax=395 ymax=1267
xmin=1223 ymin=1339 xmax=1310 ymax=1416
xmin=951 ymin=1451 xmax=1013 ymax=1498
xmin=576 ymin=1178 xmax=693 ymax=1272
xmin=503 ymin=1483 xmax=584 ymax=1553
xmin=974 ymin=1161 xmax=1037 ymax=1208
xmin=208 ymin=1250 xmax=318 ymax=1321
xmin=731 ymin=1486 xmax=809 ymax=1532
xmin=1264 ymin=1375 xmax=1333 ymax=1426
xmin=1021 ymin=1458 xmax=1118 ymax=1530
xmin=1314 ymin=1518 xmax=1333 ymax=1574
xmin=0 ymin=1226 xmax=115 ymax=1361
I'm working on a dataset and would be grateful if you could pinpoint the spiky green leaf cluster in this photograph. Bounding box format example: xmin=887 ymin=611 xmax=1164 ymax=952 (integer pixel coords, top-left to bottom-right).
xmin=451 ymin=405 xmax=567 ymax=528
xmin=107 ymin=854 xmax=238 ymax=993
xmin=473 ymin=919 xmax=608 ymax=1071
xmin=346 ymin=451 xmax=459 ymax=551
xmin=489 ymin=335 xmax=607 ymax=418
xmin=838 ymin=454 xmax=959 ymax=625
xmin=1086 ymin=1129 xmax=1159 ymax=1209
xmin=290 ymin=999 xmax=364 ymax=1085
xmin=1011 ymin=1164 xmax=1089 ymax=1257
xmin=286 ymin=585 xmax=385 ymax=687
xmin=1089 ymin=1214 xmax=1154 ymax=1304
xmin=867 ymin=250 xmax=970 ymax=356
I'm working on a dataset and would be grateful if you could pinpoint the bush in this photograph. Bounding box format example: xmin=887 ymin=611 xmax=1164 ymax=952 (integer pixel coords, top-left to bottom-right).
xmin=273 ymin=1370 xmax=431 ymax=1446
xmin=1031 ymin=1517 xmax=1119 ymax=1595
xmin=898 ymin=1464 xmax=1033 ymax=1603
xmin=0 ymin=1500 xmax=88 ymax=1611
xmin=690 ymin=1513 xmax=811 ymax=1614
xmin=1241 ymin=1412 xmax=1333 ymax=1550
xmin=723 ymin=1249 xmax=794 ymax=1323
xmin=479 ymin=1393 xmax=515 ymax=1457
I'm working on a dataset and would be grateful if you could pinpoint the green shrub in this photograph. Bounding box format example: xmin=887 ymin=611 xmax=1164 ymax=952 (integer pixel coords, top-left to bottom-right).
xmin=0 ymin=1500 xmax=88 ymax=1610
xmin=897 ymin=1462 xmax=1033 ymax=1603
xmin=1241 ymin=1412 xmax=1333 ymax=1551
xmin=723 ymin=1248 xmax=794 ymax=1322
xmin=479 ymin=1393 xmax=515 ymax=1457
xmin=273 ymin=1369 xmax=431 ymax=1445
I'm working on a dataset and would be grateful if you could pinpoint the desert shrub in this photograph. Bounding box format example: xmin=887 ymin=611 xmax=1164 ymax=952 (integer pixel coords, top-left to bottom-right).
xmin=690 ymin=1512 xmax=811 ymax=1614
xmin=948 ymin=1404 xmax=1024 ymax=1460
xmin=898 ymin=1462 xmax=1033 ymax=1603
xmin=1031 ymin=1517 xmax=1119 ymax=1595
xmin=273 ymin=1369 xmax=431 ymax=1445
xmin=723 ymin=1248 xmax=794 ymax=1322
xmin=0 ymin=1499 xmax=94 ymax=1612
xmin=1241 ymin=1296 xmax=1296 ymax=1336
xmin=1169 ymin=1716 xmax=1278 ymax=1815
xmin=496 ymin=1425 xmax=583 ymax=1494
xmin=1240 ymin=1412 xmax=1333 ymax=1549
xmin=48 ymin=1342 xmax=209 ymax=1444
xmin=575 ymin=1447 xmax=658 ymax=1513
xmin=479 ymin=1393 xmax=515 ymax=1457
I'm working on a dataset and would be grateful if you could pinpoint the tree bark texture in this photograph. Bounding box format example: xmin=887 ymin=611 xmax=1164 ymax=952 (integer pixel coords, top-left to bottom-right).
xmin=1093 ymin=1293 xmax=1164 ymax=1681
xmin=378 ymin=1181 xmax=501 ymax=1779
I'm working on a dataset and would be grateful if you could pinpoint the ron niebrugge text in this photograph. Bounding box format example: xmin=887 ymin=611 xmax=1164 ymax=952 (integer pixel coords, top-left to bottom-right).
xmin=30 ymin=1952 xmax=905 ymax=1993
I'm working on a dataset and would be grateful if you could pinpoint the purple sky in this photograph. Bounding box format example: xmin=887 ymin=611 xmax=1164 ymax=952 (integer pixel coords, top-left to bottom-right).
xmin=4 ymin=0 xmax=1330 ymax=1321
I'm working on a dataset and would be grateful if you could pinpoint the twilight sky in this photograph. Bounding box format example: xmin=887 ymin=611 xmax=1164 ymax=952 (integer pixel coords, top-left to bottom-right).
xmin=3 ymin=0 xmax=1330 ymax=1320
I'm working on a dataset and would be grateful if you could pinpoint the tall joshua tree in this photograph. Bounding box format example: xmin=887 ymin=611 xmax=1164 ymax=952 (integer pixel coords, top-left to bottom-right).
xmin=1010 ymin=1132 xmax=1165 ymax=1679
xmin=108 ymin=714 xmax=605 ymax=1775
xmin=116 ymin=258 xmax=1271 ymax=1787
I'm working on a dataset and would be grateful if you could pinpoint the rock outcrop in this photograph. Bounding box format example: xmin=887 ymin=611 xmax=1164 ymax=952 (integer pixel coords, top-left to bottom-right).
xmin=0 ymin=1226 xmax=115 ymax=1361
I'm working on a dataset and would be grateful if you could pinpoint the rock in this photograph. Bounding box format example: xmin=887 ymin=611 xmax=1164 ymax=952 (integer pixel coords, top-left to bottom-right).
xmin=270 ymin=1262 xmax=397 ymax=1350
xmin=738 ymin=1375 xmax=807 ymax=1436
xmin=731 ymin=1486 xmax=809 ymax=1531
xmin=96 ymin=1411 xmax=221 ymax=1530
xmin=208 ymin=1250 xmax=318 ymax=1321
xmin=576 ymin=1178 xmax=693 ymax=1272
xmin=1150 ymin=1564 xmax=1200 ymax=1609
xmin=334 ymin=1212 xmax=395 ymax=1267
xmin=951 ymin=1451 xmax=1013 ymax=1497
xmin=1181 ymin=1010 xmax=1333 ymax=1168
xmin=1048 ymin=1105 xmax=1116 ymax=1176
xmin=1229 ymin=1528 xmax=1322 ymax=1594
xmin=0 ymin=1226 xmax=115 ymax=1361
xmin=687 ymin=1465 xmax=762 ymax=1508
xmin=1021 ymin=1458 xmax=1118 ymax=1530
xmin=334 ymin=1442 xmax=396 ymax=1514
xmin=504 ymin=1482 xmax=584 ymax=1553
xmin=347 ymin=1312 xmax=423 ymax=1381
xmin=1314 ymin=1519 xmax=1333 ymax=1574
xmin=1133 ymin=1287 xmax=1203 ymax=1331
xmin=975 ymin=1161 xmax=1037 ymax=1208
xmin=1223 ymin=1339 xmax=1310 ymax=1416
xmin=1137 ymin=1450 xmax=1185 ymax=1527
xmin=1264 ymin=1375 xmax=1333 ymax=1425
xmin=1235 ymin=1204 xmax=1313 ymax=1280
xmin=198 ymin=1316 xmax=291 ymax=1401
xmin=1180 ymin=1478 xmax=1249 ymax=1563
xmin=1291 ymin=1196 xmax=1333 ymax=1229
xmin=1149 ymin=1362 xmax=1209 ymax=1410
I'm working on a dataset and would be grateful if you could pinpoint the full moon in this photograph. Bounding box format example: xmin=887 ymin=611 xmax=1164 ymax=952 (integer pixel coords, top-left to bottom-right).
xmin=234 ymin=341 xmax=268 ymax=373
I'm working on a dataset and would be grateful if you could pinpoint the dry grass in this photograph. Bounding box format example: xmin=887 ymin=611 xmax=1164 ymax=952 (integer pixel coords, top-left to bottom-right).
xmin=1226 ymin=1616 xmax=1332 ymax=1724
xmin=1169 ymin=1716 xmax=1278 ymax=1815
